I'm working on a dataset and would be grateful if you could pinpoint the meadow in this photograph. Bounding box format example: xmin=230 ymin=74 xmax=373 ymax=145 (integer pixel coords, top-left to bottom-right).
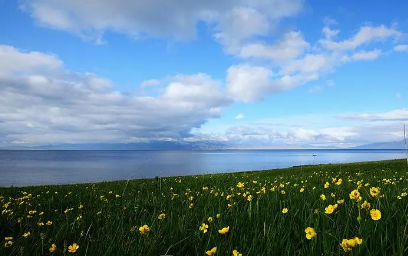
xmin=1 ymin=159 xmax=408 ymax=255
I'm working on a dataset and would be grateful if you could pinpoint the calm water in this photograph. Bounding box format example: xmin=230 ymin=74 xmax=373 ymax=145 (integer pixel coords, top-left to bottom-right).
xmin=0 ymin=149 xmax=405 ymax=187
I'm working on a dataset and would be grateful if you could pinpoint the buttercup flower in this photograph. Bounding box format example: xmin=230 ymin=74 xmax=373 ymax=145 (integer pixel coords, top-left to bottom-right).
xmin=305 ymin=227 xmax=317 ymax=240
xmin=158 ymin=213 xmax=166 ymax=220
xmin=68 ymin=243 xmax=79 ymax=253
xmin=370 ymin=209 xmax=381 ymax=220
xmin=49 ymin=244 xmax=57 ymax=252
xmin=237 ymin=182 xmax=245 ymax=189
xmin=199 ymin=223 xmax=209 ymax=233
xmin=206 ymin=247 xmax=217 ymax=255
xmin=349 ymin=189 xmax=360 ymax=200
xmin=219 ymin=226 xmax=230 ymax=235
xmin=139 ymin=225 xmax=150 ymax=234
xmin=282 ymin=208 xmax=288 ymax=214
xmin=370 ymin=187 xmax=381 ymax=198
xmin=361 ymin=201 xmax=371 ymax=210
xmin=232 ymin=249 xmax=242 ymax=256
xmin=23 ymin=232 xmax=30 ymax=238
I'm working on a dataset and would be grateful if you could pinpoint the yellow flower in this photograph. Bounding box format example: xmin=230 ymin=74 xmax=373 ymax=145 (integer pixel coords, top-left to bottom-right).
xmin=28 ymin=210 xmax=37 ymax=215
xmin=401 ymin=192 xmax=407 ymax=197
xmin=208 ymin=217 xmax=213 ymax=222
xmin=282 ymin=208 xmax=288 ymax=214
xmin=199 ymin=223 xmax=209 ymax=233
xmin=139 ymin=225 xmax=150 ymax=234
xmin=46 ymin=221 xmax=53 ymax=226
xmin=158 ymin=213 xmax=166 ymax=220
xmin=370 ymin=209 xmax=381 ymax=220
xmin=218 ymin=226 xmax=230 ymax=235
xmin=237 ymin=182 xmax=245 ymax=189
xmin=23 ymin=232 xmax=30 ymax=238
xmin=68 ymin=243 xmax=79 ymax=253
xmin=325 ymin=204 xmax=336 ymax=214
xmin=320 ymin=194 xmax=326 ymax=201
xmin=335 ymin=179 xmax=343 ymax=185
xmin=4 ymin=237 xmax=13 ymax=241
xmin=4 ymin=241 xmax=13 ymax=247
xmin=361 ymin=201 xmax=371 ymax=210
xmin=280 ymin=190 xmax=286 ymax=195
xmin=247 ymin=195 xmax=253 ymax=201
xmin=206 ymin=247 xmax=217 ymax=255
xmin=337 ymin=199 xmax=345 ymax=204
xmin=305 ymin=227 xmax=317 ymax=240
xmin=370 ymin=187 xmax=381 ymax=198
xmin=115 ymin=195 xmax=121 ymax=198
xmin=189 ymin=203 xmax=194 ymax=209
xmin=232 ymin=249 xmax=242 ymax=256
xmin=349 ymin=189 xmax=360 ymax=200
xmin=216 ymin=214 xmax=221 ymax=219
xmin=49 ymin=244 xmax=57 ymax=252
xmin=324 ymin=182 xmax=329 ymax=188
xmin=38 ymin=222 xmax=45 ymax=226
xmin=39 ymin=212 xmax=44 ymax=216
xmin=78 ymin=205 xmax=83 ymax=209
xmin=340 ymin=237 xmax=362 ymax=252
xmin=300 ymin=188 xmax=305 ymax=193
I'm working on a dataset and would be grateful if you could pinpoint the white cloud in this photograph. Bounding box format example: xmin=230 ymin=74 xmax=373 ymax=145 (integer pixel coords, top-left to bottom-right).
xmin=339 ymin=109 xmax=408 ymax=121
xmin=140 ymin=79 xmax=161 ymax=87
xmin=21 ymin=0 xmax=303 ymax=42
xmin=0 ymin=45 xmax=231 ymax=146
xmin=235 ymin=113 xmax=245 ymax=119
xmin=394 ymin=44 xmax=408 ymax=52
xmin=319 ymin=24 xmax=402 ymax=51
xmin=236 ymin=31 xmax=310 ymax=61
xmin=351 ymin=49 xmax=382 ymax=60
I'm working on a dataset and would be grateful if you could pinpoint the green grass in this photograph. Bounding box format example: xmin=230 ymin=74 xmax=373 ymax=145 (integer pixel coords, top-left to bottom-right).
xmin=1 ymin=159 xmax=408 ymax=255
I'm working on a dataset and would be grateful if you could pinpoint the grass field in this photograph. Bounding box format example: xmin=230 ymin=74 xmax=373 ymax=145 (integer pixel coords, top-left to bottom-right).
xmin=1 ymin=159 xmax=408 ymax=255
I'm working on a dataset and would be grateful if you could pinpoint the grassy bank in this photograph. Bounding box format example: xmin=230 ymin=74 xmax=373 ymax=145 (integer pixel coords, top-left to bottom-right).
xmin=1 ymin=159 xmax=408 ymax=255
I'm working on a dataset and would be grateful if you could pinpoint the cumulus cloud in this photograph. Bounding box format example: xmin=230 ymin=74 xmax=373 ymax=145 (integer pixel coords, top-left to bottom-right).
xmin=0 ymin=45 xmax=231 ymax=146
xmin=21 ymin=0 xmax=303 ymax=42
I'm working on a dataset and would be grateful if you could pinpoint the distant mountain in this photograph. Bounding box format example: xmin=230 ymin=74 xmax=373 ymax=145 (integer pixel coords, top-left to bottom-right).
xmin=352 ymin=141 xmax=406 ymax=150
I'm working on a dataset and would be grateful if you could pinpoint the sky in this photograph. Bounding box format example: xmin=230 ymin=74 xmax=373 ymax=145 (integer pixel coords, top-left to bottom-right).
xmin=0 ymin=0 xmax=407 ymax=148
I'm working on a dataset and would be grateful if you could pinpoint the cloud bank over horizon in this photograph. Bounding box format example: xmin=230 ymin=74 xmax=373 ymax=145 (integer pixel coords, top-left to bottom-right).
xmin=0 ymin=0 xmax=407 ymax=148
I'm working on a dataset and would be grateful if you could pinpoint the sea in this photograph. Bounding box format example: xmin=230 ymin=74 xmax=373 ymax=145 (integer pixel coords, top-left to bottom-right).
xmin=0 ymin=149 xmax=405 ymax=187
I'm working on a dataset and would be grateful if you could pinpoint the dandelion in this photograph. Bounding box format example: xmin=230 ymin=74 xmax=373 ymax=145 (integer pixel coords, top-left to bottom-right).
xmin=199 ymin=223 xmax=209 ymax=233
xmin=23 ymin=232 xmax=30 ymax=238
xmin=68 ymin=243 xmax=79 ymax=253
xmin=139 ymin=225 xmax=150 ymax=234
xmin=282 ymin=208 xmax=288 ymax=214
xmin=206 ymin=247 xmax=217 ymax=255
xmin=305 ymin=227 xmax=317 ymax=240
xmin=218 ymin=226 xmax=230 ymax=235
xmin=370 ymin=209 xmax=381 ymax=220
xmin=232 ymin=250 xmax=242 ymax=256
xmin=158 ymin=213 xmax=166 ymax=220
xmin=49 ymin=244 xmax=57 ymax=252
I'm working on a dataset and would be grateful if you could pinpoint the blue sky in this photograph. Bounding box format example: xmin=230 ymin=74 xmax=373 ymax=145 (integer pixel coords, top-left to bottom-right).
xmin=0 ymin=0 xmax=407 ymax=148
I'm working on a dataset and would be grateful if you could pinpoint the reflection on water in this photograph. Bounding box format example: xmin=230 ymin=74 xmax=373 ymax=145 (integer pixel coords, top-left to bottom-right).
xmin=0 ymin=149 xmax=405 ymax=187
